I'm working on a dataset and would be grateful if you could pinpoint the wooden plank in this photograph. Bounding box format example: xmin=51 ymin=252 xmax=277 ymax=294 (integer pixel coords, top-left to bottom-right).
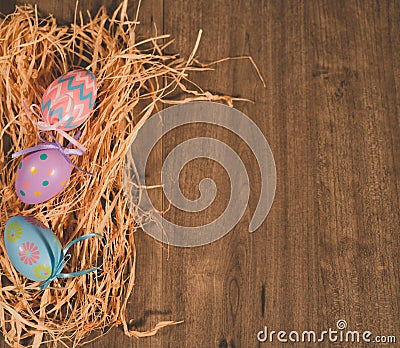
xmin=160 ymin=2 xmax=282 ymax=346
xmin=15 ymin=0 xmax=118 ymax=24
xmin=0 ymin=1 xmax=15 ymax=14
xmin=306 ymin=0 xmax=400 ymax=340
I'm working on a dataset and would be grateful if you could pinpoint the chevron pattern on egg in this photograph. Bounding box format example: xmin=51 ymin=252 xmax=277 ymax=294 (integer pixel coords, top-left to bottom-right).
xmin=41 ymin=69 xmax=97 ymax=131
xmin=58 ymin=70 xmax=96 ymax=108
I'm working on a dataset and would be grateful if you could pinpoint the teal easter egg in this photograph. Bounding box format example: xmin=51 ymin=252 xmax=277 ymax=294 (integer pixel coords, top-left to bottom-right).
xmin=4 ymin=216 xmax=62 ymax=282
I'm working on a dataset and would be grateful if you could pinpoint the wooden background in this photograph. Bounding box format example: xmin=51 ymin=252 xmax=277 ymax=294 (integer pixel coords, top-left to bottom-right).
xmin=1 ymin=0 xmax=400 ymax=347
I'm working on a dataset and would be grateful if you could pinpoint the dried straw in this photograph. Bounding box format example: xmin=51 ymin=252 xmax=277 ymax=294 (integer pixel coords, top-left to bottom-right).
xmin=0 ymin=2 xmax=239 ymax=347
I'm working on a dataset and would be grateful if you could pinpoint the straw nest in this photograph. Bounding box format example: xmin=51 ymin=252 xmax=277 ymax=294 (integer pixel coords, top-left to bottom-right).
xmin=0 ymin=2 xmax=245 ymax=347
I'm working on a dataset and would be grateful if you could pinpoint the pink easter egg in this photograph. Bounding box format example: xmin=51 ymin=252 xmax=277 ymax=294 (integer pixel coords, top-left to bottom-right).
xmin=15 ymin=149 xmax=72 ymax=204
xmin=41 ymin=69 xmax=97 ymax=131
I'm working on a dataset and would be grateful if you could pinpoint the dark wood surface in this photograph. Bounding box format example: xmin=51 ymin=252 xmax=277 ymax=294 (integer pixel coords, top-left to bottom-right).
xmin=1 ymin=1 xmax=400 ymax=347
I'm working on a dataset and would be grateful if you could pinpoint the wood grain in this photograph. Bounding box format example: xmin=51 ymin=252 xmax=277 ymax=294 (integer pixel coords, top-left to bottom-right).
xmin=14 ymin=0 xmax=118 ymax=24
xmin=1 ymin=1 xmax=400 ymax=347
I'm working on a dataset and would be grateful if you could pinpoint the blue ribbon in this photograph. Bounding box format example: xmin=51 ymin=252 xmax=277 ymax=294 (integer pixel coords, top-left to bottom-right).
xmin=12 ymin=130 xmax=93 ymax=176
xmin=40 ymin=233 xmax=104 ymax=290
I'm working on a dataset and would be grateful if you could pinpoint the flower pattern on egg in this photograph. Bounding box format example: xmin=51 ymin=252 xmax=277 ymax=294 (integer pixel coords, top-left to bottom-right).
xmin=6 ymin=222 xmax=23 ymax=243
xmin=18 ymin=242 xmax=40 ymax=265
xmin=33 ymin=264 xmax=52 ymax=280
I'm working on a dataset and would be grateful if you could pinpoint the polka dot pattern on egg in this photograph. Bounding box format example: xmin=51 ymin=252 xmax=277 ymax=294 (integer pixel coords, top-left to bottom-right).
xmin=15 ymin=149 xmax=72 ymax=204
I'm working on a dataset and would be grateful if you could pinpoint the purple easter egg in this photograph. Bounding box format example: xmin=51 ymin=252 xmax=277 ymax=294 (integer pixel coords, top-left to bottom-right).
xmin=15 ymin=149 xmax=72 ymax=204
xmin=41 ymin=69 xmax=97 ymax=130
